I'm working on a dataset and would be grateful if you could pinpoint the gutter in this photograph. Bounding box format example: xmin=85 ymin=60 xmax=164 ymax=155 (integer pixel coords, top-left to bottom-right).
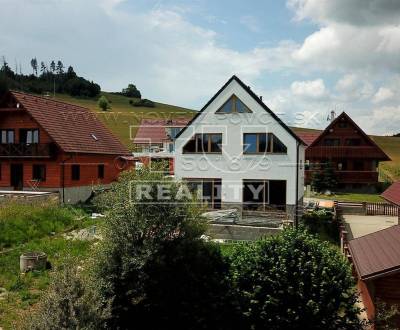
xmin=295 ymin=141 xmax=300 ymax=229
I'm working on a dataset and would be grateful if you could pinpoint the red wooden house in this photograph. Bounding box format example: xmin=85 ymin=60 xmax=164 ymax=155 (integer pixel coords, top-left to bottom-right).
xmin=0 ymin=91 xmax=131 ymax=203
xmin=297 ymin=112 xmax=390 ymax=191
xmin=349 ymin=225 xmax=400 ymax=327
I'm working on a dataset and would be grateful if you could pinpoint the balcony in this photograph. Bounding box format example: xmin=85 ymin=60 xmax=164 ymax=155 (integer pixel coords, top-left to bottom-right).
xmin=0 ymin=143 xmax=54 ymax=158
xmin=305 ymin=170 xmax=379 ymax=184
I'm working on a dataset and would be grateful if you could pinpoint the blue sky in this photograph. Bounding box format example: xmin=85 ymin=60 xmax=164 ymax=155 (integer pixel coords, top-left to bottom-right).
xmin=1 ymin=0 xmax=400 ymax=134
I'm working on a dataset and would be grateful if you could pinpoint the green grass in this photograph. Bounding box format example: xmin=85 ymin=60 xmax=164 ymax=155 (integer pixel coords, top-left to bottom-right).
xmin=55 ymin=92 xmax=196 ymax=146
xmin=0 ymin=236 xmax=93 ymax=329
xmin=309 ymin=192 xmax=384 ymax=203
xmin=0 ymin=202 xmax=91 ymax=249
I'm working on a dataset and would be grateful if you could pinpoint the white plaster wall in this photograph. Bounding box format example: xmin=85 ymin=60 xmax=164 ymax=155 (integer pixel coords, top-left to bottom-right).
xmin=175 ymin=79 xmax=305 ymax=206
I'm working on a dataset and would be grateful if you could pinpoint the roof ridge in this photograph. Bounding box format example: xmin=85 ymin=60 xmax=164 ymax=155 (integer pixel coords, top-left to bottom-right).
xmin=10 ymin=90 xmax=90 ymax=111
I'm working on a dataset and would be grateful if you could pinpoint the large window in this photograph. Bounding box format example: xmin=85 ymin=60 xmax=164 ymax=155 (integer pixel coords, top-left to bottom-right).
xmin=71 ymin=165 xmax=80 ymax=181
xmin=0 ymin=129 xmax=14 ymax=144
xmin=243 ymin=133 xmax=287 ymax=154
xmin=216 ymin=95 xmax=252 ymax=114
xmin=20 ymin=129 xmax=39 ymax=144
xmin=185 ymin=178 xmax=221 ymax=209
xmin=32 ymin=164 xmax=46 ymax=181
xmin=183 ymin=133 xmax=222 ymax=153
xmin=167 ymin=127 xmax=183 ymax=140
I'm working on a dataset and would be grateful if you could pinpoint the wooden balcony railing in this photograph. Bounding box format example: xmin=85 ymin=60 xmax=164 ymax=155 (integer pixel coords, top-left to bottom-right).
xmin=0 ymin=143 xmax=54 ymax=158
xmin=305 ymin=170 xmax=379 ymax=184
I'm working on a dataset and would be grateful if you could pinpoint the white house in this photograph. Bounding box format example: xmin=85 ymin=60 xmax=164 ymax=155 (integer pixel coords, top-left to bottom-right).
xmin=174 ymin=76 xmax=305 ymax=221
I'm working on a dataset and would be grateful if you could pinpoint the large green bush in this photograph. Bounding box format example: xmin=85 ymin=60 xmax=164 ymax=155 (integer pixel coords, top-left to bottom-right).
xmin=91 ymin=167 xmax=238 ymax=329
xmin=302 ymin=210 xmax=340 ymax=243
xmin=229 ymin=229 xmax=365 ymax=330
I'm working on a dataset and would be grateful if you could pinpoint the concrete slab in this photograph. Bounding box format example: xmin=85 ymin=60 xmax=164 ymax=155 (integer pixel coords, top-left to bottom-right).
xmin=343 ymin=214 xmax=398 ymax=239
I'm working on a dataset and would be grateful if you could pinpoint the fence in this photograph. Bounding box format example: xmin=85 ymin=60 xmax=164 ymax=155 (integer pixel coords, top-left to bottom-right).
xmin=334 ymin=201 xmax=400 ymax=219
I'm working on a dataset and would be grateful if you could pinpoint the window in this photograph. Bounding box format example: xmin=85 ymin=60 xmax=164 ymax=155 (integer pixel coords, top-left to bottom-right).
xmin=98 ymin=164 xmax=105 ymax=179
xmin=185 ymin=178 xmax=221 ymax=209
xmin=32 ymin=164 xmax=46 ymax=181
xmin=216 ymin=95 xmax=252 ymax=114
xmin=243 ymin=180 xmax=269 ymax=211
xmin=183 ymin=134 xmax=222 ymax=153
xmin=20 ymin=129 xmax=39 ymax=144
xmin=323 ymin=138 xmax=340 ymax=146
xmin=338 ymin=122 xmax=347 ymax=128
xmin=243 ymin=133 xmax=286 ymax=154
xmin=0 ymin=129 xmax=14 ymax=143
xmin=168 ymin=127 xmax=182 ymax=140
xmin=71 ymin=165 xmax=80 ymax=181
xmin=345 ymin=138 xmax=361 ymax=146
xmin=353 ymin=160 xmax=364 ymax=171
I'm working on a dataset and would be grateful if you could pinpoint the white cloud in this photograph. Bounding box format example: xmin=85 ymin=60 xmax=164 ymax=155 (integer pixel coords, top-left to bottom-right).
xmin=291 ymin=79 xmax=327 ymax=99
xmin=373 ymin=87 xmax=395 ymax=103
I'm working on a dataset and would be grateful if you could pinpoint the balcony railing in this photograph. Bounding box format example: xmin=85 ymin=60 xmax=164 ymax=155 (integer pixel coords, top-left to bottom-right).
xmin=0 ymin=143 xmax=54 ymax=158
xmin=305 ymin=170 xmax=379 ymax=184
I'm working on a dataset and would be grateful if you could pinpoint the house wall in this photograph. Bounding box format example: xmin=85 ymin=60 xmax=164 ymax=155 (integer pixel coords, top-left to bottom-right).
xmin=0 ymin=110 xmax=53 ymax=143
xmin=174 ymin=79 xmax=304 ymax=208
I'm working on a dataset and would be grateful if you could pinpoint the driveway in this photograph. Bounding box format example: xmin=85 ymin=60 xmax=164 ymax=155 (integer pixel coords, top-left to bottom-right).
xmin=343 ymin=215 xmax=398 ymax=239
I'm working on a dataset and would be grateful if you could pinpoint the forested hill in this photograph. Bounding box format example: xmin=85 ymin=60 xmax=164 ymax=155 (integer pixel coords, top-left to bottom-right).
xmin=0 ymin=57 xmax=100 ymax=97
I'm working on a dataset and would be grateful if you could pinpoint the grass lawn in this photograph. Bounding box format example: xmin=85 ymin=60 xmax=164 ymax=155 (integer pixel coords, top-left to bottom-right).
xmin=55 ymin=92 xmax=196 ymax=147
xmin=0 ymin=202 xmax=100 ymax=329
xmin=0 ymin=236 xmax=94 ymax=329
xmin=309 ymin=192 xmax=384 ymax=203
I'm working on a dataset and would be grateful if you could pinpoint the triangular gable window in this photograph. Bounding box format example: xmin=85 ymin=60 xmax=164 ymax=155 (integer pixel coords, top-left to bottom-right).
xmin=216 ymin=95 xmax=252 ymax=114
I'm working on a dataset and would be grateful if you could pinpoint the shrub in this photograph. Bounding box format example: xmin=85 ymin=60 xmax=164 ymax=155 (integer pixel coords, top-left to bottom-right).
xmin=121 ymin=83 xmax=141 ymax=98
xmin=97 ymin=95 xmax=111 ymax=111
xmin=28 ymin=260 xmax=105 ymax=330
xmin=302 ymin=210 xmax=340 ymax=243
xmin=91 ymin=167 xmax=237 ymax=328
xmin=229 ymin=229 xmax=366 ymax=330
xmin=132 ymin=98 xmax=155 ymax=108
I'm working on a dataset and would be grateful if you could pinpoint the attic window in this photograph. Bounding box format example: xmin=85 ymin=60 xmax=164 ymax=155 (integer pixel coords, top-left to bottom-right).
xmin=91 ymin=133 xmax=98 ymax=141
xmin=216 ymin=95 xmax=252 ymax=114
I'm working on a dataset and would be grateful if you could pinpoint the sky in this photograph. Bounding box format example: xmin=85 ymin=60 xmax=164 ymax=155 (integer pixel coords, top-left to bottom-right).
xmin=1 ymin=0 xmax=400 ymax=135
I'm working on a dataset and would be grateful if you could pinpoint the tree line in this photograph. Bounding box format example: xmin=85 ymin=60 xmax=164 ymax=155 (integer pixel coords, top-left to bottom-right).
xmin=0 ymin=56 xmax=100 ymax=97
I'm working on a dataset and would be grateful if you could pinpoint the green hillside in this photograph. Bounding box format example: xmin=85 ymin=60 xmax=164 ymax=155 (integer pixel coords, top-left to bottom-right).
xmin=55 ymin=92 xmax=195 ymax=146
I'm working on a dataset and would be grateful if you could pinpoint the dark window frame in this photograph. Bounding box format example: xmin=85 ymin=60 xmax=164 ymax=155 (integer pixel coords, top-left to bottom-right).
xmin=243 ymin=133 xmax=287 ymax=154
xmin=71 ymin=164 xmax=80 ymax=181
xmin=345 ymin=138 xmax=361 ymax=146
xmin=19 ymin=128 xmax=39 ymax=144
xmin=183 ymin=133 xmax=222 ymax=154
xmin=215 ymin=94 xmax=252 ymax=114
xmin=323 ymin=138 xmax=341 ymax=146
xmin=32 ymin=164 xmax=46 ymax=182
xmin=0 ymin=129 xmax=15 ymax=144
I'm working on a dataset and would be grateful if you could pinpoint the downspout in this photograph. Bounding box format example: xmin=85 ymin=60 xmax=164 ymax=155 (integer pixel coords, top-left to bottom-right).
xmin=61 ymin=153 xmax=73 ymax=204
xmin=295 ymin=141 xmax=300 ymax=229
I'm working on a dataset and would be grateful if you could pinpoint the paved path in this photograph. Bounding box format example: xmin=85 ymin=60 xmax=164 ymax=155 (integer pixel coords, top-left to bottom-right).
xmin=343 ymin=214 xmax=398 ymax=239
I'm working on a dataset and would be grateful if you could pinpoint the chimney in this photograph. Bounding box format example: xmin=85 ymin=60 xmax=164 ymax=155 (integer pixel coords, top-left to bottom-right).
xmin=260 ymin=95 xmax=263 ymax=101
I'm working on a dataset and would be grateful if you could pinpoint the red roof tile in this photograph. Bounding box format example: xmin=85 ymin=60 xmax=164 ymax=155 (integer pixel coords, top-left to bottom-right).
xmin=295 ymin=131 xmax=321 ymax=145
xmin=382 ymin=182 xmax=400 ymax=207
xmin=349 ymin=225 xmax=400 ymax=280
xmin=10 ymin=91 xmax=129 ymax=155
xmin=133 ymin=118 xmax=190 ymax=144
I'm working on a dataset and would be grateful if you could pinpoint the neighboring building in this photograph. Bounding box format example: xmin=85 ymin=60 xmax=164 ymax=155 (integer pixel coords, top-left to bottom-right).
xmin=174 ymin=75 xmax=305 ymax=221
xmin=349 ymin=225 xmax=400 ymax=327
xmin=381 ymin=181 xmax=400 ymax=207
xmin=296 ymin=112 xmax=390 ymax=191
xmin=0 ymin=91 xmax=131 ymax=203
xmin=132 ymin=118 xmax=190 ymax=174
